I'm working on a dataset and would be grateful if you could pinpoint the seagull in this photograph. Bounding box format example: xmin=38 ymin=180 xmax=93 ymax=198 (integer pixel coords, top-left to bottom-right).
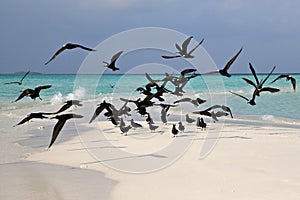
xmin=12 ymin=85 xmax=52 ymax=102
xmin=89 ymin=100 xmax=112 ymax=124
xmin=13 ymin=112 xmax=48 ymax=127
xmin=130 ymin=119 xmax=143 ymax=128
xmin=270 ymin=74 xmax=296 ymax=92
xmin=178 ymin=121 xmax=185 ymax=132
xmin=172 ymin=124 xmax=179 ymax=137
xmin=205 ymin=47 xmax=243 ymax=77
xmin=48 ymin=114 xmax=83 ymax=149
xmin=242 ymin=63 xmax=280 ymax=96
xmin=45 ymin=43 xmax=96 ymax=65
xmin=148 ymin=122 xmax=159 ymax=132
xmin=162 ymin=37 xmax=204 ymax=59
xmin=103 ymin=51 xmax=123 ymax=71
xmin=120 ymin=124 xmax=132 ymax=136
xmin=185 ymin=114 xmax=196 ymax=124
xmin=4 ymin=70 xmax=30 ymax=85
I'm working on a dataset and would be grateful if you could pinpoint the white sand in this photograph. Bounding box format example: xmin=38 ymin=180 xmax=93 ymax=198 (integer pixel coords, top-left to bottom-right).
xmin=2 ymin=102 xmax=300 ymax=199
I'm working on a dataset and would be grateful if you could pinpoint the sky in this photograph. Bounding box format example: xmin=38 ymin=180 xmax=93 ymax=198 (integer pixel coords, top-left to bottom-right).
xmin=1 ymin=0 xmax=300 ymax=74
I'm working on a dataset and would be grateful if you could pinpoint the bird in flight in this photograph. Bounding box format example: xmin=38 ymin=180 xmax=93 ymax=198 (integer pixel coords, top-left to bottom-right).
xmin=103 ymin=51 xmax=123 ymax=71
xmin=229 ymin=90 xmax=257 ymax=106
xmin=204 ymin=47 xmax=243 ymax=77
xmin=270 ymin=74 xmax=296 ymax=92
xmin=162 ymin=36 xmax=204 ymax=59
xmin=43 ymin=100 xmax=83 ymax=115
xmin=48 ymin=113 xmax=83 ymax=149
xmin=12 ymin=85 xmax=52 ymax=102
xmin=13 ymin=112 xmax=48 ymax=127
xmin=45 ymin=43 xmax=96 ymax=65
xmin=4 ymin=70 xmax=30 ymax=85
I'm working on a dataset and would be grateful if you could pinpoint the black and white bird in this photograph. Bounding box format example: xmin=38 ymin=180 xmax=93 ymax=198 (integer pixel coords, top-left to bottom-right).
xmin=172 ymin=124 xmax=179 ymax=137
xmin=45 ymin=43 xmax=96 ymax=65
xmin=103 ymin=51 xmax=123 ymax=71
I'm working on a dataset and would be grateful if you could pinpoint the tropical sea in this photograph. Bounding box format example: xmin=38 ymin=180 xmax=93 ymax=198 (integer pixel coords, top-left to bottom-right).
xmin=0 ymin=73 xmax=299 ymax=124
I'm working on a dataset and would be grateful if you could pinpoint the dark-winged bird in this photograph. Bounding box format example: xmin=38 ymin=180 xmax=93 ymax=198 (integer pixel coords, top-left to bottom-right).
xmin=48 ymin=114 xmax=83 ymax=149
xmin=13 ymin=85 xmax=52 ymax=102
xmin=44 ymin=100 xmax=82 ymax=115
xmin=103 ymin=51 xmax=123 ymax=71
xmin=172 ymin=124 xmax=179 ymax=137
xmin=89 ymin=100 xmax=112 ymax=123
xmin=205 ymin=104 xmax=233 ymax=118
xmin=229 ymin=90 xmax=257 ymax=106
xmin=120 ymin=124 xmax=132 ymax=136
xmin=162 ymin=37 xmax=204 ymax=59
xmin=270 ymin=74 xmax=296 ymax=92
xmin=174 ymin=97 xmax=206 ymax=106
xmin=4 ymin=70 xmax=30 ymax=85
xmin=45 ymin=43 xmax=96 ymax=65
xmin=205 ymin=47 xmax=243 ymax=77
xmin=13 ymin=112 xmax=48 ymax=127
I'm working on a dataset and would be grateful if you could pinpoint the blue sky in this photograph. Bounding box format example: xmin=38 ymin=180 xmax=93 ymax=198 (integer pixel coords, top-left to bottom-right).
xmin=1 ymin=0 xmax=300 ymax=74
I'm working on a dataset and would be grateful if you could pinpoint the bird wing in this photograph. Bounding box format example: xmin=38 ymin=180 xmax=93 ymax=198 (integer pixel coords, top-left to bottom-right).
xmin=291 ymin=77 xmax=296 ymax=91
xmin=53 ymin=104 xmax=71 ymax=114
xmin=13 ymin=89 xmax=34 ymax=102
xmin=4 ymin=81 xmax=20 ymax=85
xmin=180 ymin=68 xmax=197 ymax=76
xmin=229 ymin=91 xmax=249 ymax=101
xmin=45 ymin=46 xmax=67 ymax=65
xmin=14 ymin=116 xmax=32 ymax=127
xmin=175 ymin=43 xmax=182 ymax=52
xmin=204 ymin=105 xmax=221 ymax=111
xmin=223 ymin=47 xmax=243 ymax=71
xmin=270 ymin=74 xmax=287 ymax=84
xmin=89 ymin=104 xmax=106 ymax=123
xmin=20 ymin=70 xmax=30 ymax=82
xmin=260 ymin=87 xmax=280 ymax=93
xmin=48 ymin=119 xmax=67 ymax=149
xmin=242 ymin=77 xmax=257 ymax=88
xmin=161 ymin=55 xmax=181 ymax=59
xmin=248 ymin=63 xmax=259 ymax=85
xmin=181 ymin=36 xmax=193 ymax=53
xmin=260 ymin=66 xmax=276 ymax=87
xmin=75 ymin=44 xmax=96 ymax=51
xmin=188 ymin=38 xmax=204 ymax=55
xmin=110 ymin=51 xmax=123 ymax=63
xmin=174 ymin=97 xmax=192 ymax=104
xmin=35 ymin=85 xmax=52 ymax=92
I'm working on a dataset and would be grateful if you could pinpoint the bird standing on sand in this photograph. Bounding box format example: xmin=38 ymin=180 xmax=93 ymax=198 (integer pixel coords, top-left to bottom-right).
xmin=178 ymin=121 xmax=185 ymax=132
xmin=45 ymin=43 xmax=96 ymax=65
xmin=172 ymin=124 xmax=179 ymax=137
xmin=120 ymin=124 xmax=132 ymax=136
xmin=103 ymin=51 xmax=123 ymax=71
xmin=185 ymin=114 xmax=195 ymax=124
xmin=130 ymin=119 xmax=143 ymax=128
xmin=4 ymin=70 xmax=30 ymax=85
xmin=162 ymin=36 xmax=204 ymax=59
xmin=13 ymin=85 xmax=52 ymax=102
xmin=205 ymin=47 xmax=243 ymax=77
xmin=13 ymin=112 xmax=48 ymax=127
xmin=270 ymin=74 xmax=296 ymax=92
xmin=48 ymin=114 xmax=83 ymax=149
xmin=148 ymin=122 xmax=159 ymax=132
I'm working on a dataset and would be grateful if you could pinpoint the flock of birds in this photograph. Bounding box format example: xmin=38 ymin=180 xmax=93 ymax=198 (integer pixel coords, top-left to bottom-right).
xmin=4 ymin=36 xmax=297 ymax=149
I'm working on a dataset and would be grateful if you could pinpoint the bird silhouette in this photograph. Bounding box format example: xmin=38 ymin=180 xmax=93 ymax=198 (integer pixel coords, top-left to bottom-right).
xmin=198 ymin=117 xmax=207 ymax=130
xmin=103 ymin=51 xmax=123 ymax=71
xmin=229 ymin=90 xmax=257 ymax=106
xmin=185 ymin=114 xmax=196 ymax=124
xmin=13 ymin=112 xmax=48 ymax=127
xmin=130 ymin=119 xmax=143 ymax=128
xmin=89 ymin=100 xmax=112 ymax=124
xmin=174 ymin=97 xmax=206 ymax=106
xmin=162 ymin=37 xmax=204 ymax=59
xmin=148 ymin=122 xmax=159 ymax=132
xmin=45 ymin=43 xmax=96 ymax=65
xmin=4 ymin=70 xmax=30 ymax=85
xmin=44 ymin=100 xmax=83 ymax=115
xmin=171 ymin=124 xmax=179 ymax=137
xmin=205 ymin=104 xmax=233 ymax=118
xmin=205 ymin=47 xmax=243 ymax=77
xmin=270 ymin=74 xmax=296 ymax=92
xmin=48 ymin=114 xmax=83 ymax=149
xmin=120 ymin=124 xmax=132 ymax=136
xmin=13 ymin=85 xmax=52 ymax=102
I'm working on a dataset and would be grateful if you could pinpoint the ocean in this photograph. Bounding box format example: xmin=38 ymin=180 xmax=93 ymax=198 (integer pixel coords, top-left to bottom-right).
xmin=1 ymin=73 xmax=299 ymax=124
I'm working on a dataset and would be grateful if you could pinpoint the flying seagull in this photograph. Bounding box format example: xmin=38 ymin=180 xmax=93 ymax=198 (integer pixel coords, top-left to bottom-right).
xmin=4 ymin=70 xmax=30 ymax=85
xmin=13 ymin=112 xmax=48 ymax=127
xmin=48 ymin=113 xmax=83 ymax=149
xmin=205 ymin=47 xmax=243 ymax=77
xmin=45 ymin=43 xmax=96 ymax=65
xmin=270 ymin=74 xmax=296 ymax=92
xmin=162 ymin=36 xmax=204 ymax=59
xmin=13 ymin=85 xmax=52 ymax=102
xmin=103 ymin=51 xmax=123 ymax=71
xmin=229 ymin=90 xmax=257 ymax=106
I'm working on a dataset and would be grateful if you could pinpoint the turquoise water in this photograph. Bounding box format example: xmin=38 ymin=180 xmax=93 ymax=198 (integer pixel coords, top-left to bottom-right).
xmin=1 ymin=73 xmax=299 ymax=121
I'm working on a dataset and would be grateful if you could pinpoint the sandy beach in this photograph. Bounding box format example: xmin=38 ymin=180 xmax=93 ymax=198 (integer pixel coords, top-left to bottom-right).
xmin=1 ymin=101 xmax=300 ymax=200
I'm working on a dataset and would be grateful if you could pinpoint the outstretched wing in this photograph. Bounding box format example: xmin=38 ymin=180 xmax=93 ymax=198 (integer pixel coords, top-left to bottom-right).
xmin=260 ymin=87 xmax=280 ymax=93
xmin=270 ymin=74 xmax=287 ymax=84
xmin=242 ymin=77 xmax=257 ymax=88
xmin=229 ymin=91 xmax=249 ymax=101
xmin=188 ymin=38 xmax=204 ymax=55
xmin=181 ymin=36 xmax=193 ymax=53
xmin=161 ymin=55 xmax=181 ymax=59
xmin=13 ymin=116 xmax=32 ymax=127
xmin=110 ymin=51 xmax=123 ymax=63
xmin=89 ymin=104 xmax=106 ymax=124
xmin=75 ymin=44 xmax=96 ymax=52
xmin=45 ymin=46 xmax=67 ymax=65
xmin=180 ymin=68 xmax=197 ymax=77
xmin=260 ymin=66 xmax=276 ymax=87
xmin=223 ymin=47 xmax=243 ymax=71
xmin=13 ymin=89 xmax=33 ymax=102
xmin=291 ymin=77 xmax=296 ymax=91
xmin=20 ymin=70 xmax=30 ymax=82
xmin=248 ymin=63 xmax=259 ymax=85
xmin=48 ymin=119 xmax=67 ymax=149
xmin=35 ymin=85 xmax=52 ymax=92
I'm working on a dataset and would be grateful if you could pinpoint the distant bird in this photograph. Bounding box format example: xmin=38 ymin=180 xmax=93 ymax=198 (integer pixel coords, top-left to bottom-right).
xmin=171 ymin=124 xmax=179 ymax=137
xmin=120 ymin=124 xmax=132 ymax=136
xmin=45 ymin=43 xmax=96 ymax=65
xmin=148 ymin=122 xmax=159 ymax=132
xmin=13 ymin=112 xmax=48 ymax=127
xmin=162 ymin=37 xmax=204 ymax=59
xmin=48 ymin=114 xmax=83 ymax=149
xmin=178 ymin=121 xmax=185 ymax=132
xmin=200 ymin=117 xmax=207 ymax=130
xmin=4 ymin=70 xmax=30 ymax=85
xmin=130 ymin=119 xmax=143 ymax=128
xmin=270 ymin=74 xmax=296 ymax=92
xmin=174 ymin=97 xmax=206 ymax=106
xmin=229 ymin=90 xmax=257 ymax=106
xmin=205 ymin=47 xmax=243 ymax=77
xmin=13 ymin=85 xmax=52 ymax=102
xmin=44 ymin=100 xmax=82 ymax=115
xmin=89 ymin=100 xmax=112 ymax=124
xmin=103 ymin=51 xmax=123 ymax=71
xmin=185 ymin=114 xmax=196 ymax=124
